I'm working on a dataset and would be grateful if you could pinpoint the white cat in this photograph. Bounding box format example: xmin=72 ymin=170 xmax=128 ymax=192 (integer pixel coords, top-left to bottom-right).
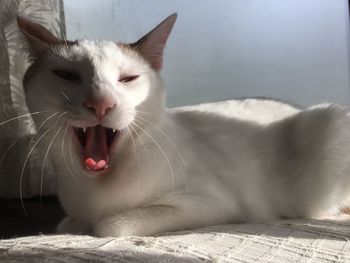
xmin=18 ymin=14 xmax=350 ymax=237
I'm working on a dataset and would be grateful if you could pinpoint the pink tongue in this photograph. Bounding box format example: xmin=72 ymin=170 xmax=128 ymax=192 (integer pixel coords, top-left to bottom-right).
xmin=83 ymin=125 xmax=108 ymax=171
xmin=85 ymin=158 xmax=107 ymax=171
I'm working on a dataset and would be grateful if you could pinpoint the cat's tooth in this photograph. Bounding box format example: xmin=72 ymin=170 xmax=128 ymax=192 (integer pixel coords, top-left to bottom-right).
xmin=86 ymin=166 xmax=90 ymax=170
xmin=104 ymin=165 xmax=109 ymax=169
xmin=113 ymin=129 xmax=116 ymax=133
xmin=83 ymin=127 xmax=87 ymax=133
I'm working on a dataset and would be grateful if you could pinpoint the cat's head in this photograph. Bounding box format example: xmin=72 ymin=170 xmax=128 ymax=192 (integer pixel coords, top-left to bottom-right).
xmin=18 ymin=14 xmax=176 ymax=175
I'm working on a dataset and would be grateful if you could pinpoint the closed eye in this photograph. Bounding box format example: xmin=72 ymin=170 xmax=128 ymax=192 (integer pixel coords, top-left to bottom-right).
xmin=118 ymin=75 xmax=139 ymax=83
xmin=53 ymin=70 xmax=80 ymax=81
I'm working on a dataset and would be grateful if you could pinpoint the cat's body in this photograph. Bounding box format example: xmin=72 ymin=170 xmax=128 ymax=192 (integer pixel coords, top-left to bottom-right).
xmin=18 ymin=15 xmax=350 ymax=237
xmin=57 ymin=99 xmax=350 ymax=236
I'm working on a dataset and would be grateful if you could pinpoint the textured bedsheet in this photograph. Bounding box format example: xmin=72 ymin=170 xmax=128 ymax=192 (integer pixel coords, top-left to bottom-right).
xmin=1 ymin=219 xmax=350 ymax=263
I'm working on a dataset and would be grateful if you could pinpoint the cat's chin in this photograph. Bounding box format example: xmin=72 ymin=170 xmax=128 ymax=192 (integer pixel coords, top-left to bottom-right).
xmin=72 ymin=125 xmax=121 ymax=174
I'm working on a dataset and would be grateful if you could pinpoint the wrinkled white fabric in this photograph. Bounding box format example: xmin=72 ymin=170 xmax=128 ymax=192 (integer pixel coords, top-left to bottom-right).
xmin=1 ymin=219 xmax=350 ymax=262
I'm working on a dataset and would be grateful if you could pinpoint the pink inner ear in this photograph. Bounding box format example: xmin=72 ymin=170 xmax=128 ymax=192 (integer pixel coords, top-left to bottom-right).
xmin=152 ymin=61 xmax=162 ymax=71
xmin=138 ymin=38 xmax=168 ymax=71
xmin=131 ymin=13 xmax=177 ymax=71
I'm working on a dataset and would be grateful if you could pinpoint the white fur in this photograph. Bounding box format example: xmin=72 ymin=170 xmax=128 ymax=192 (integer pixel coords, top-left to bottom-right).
xmin=24 ymin=40 xmax=350 ymax=237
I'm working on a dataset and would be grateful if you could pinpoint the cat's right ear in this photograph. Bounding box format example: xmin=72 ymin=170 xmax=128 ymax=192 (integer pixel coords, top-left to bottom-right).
xmin=130 ymin=13 xmax=177 ymax=71
xmin=17 ymin=16 xmax=71 ymax=58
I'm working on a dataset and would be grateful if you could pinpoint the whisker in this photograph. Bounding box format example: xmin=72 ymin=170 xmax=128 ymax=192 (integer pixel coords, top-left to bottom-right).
xmin=36 ymin=112 xmax=62 ymax=134
xmin=40 ymin=127 xmax=62 ymax=207
xmin=62 ymin=124 xmax=82 ymax=185
xmin=125 ymin=126 xmax=136 ymax=154
xmin=0 ymin=110 xmax=52 ymax=128
xmin=54 ymin=112 xmax=68 ymax=127
xmin=27 ymin=111 xmax=62 ymax=151
xmin=0 ymin=137 xmax=21 ymax=165
xmin=20 ymin=128 xmax=51 ymax=216
xmin=134 ymin=116 xmax=190 ymax=195
xmin=125 ymin=126 xmax=142 ymax=193
xmin=132 ymin=121 xmax=175 ymax=194
xmin=129 ymin=123 xmax=155 ymax=191
xmin=134 ymin=116 xmax=185 ymax=165
xmin=69 ymin=128 xmax=75 ymax=168
xmin=61 ymin=89 xmax=72 ymax=102
xmin=135 ymin=109 xmax=159 ymax=117
xmin=129 ymin=122 xmax=149 ymax=156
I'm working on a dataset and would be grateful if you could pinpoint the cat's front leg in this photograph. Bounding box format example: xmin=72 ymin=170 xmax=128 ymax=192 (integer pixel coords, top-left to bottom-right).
xmin=93 ymin=206 xmax=194 ymax=237
xmin=57 ymin=217 xmax=90 ymax=234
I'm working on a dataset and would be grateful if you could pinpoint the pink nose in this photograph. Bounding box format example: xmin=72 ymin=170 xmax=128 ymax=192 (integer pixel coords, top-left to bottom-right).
xmin=84 ymin=97 xmax=116 ymax=120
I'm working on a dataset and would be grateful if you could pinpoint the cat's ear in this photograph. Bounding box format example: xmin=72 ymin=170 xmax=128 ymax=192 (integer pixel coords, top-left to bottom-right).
xmin=17 ymin=16 xmax=72 ymax=58
xmin=131 ymin=13 xmax=177 ymax=71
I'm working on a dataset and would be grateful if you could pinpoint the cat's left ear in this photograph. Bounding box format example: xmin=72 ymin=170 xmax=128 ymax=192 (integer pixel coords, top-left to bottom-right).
xmin=131 ymin=13 xmax=177 ymax=71
xmin=17 ymin=16 xmax=73 ymax=58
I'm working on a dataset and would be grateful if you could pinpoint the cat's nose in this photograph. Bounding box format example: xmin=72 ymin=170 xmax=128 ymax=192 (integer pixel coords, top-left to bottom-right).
xmin=84 ymin=97 xmax=116 ymax=120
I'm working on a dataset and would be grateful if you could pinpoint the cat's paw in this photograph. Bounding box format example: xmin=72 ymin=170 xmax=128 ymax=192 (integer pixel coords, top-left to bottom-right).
xmin=57 ymin=217 xmax=90 ymax=234
xmin=93 ymin=217 xmax=139 ymax=237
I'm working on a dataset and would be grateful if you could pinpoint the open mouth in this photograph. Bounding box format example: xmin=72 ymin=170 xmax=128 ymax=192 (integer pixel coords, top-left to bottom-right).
xmin=73 ymin=125 xmax=120 ymax=172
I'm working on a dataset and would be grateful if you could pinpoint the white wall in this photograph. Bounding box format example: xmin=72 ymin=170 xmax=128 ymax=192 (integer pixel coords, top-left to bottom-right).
xmin=64 ymin=0 xmax=350 ymax=107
